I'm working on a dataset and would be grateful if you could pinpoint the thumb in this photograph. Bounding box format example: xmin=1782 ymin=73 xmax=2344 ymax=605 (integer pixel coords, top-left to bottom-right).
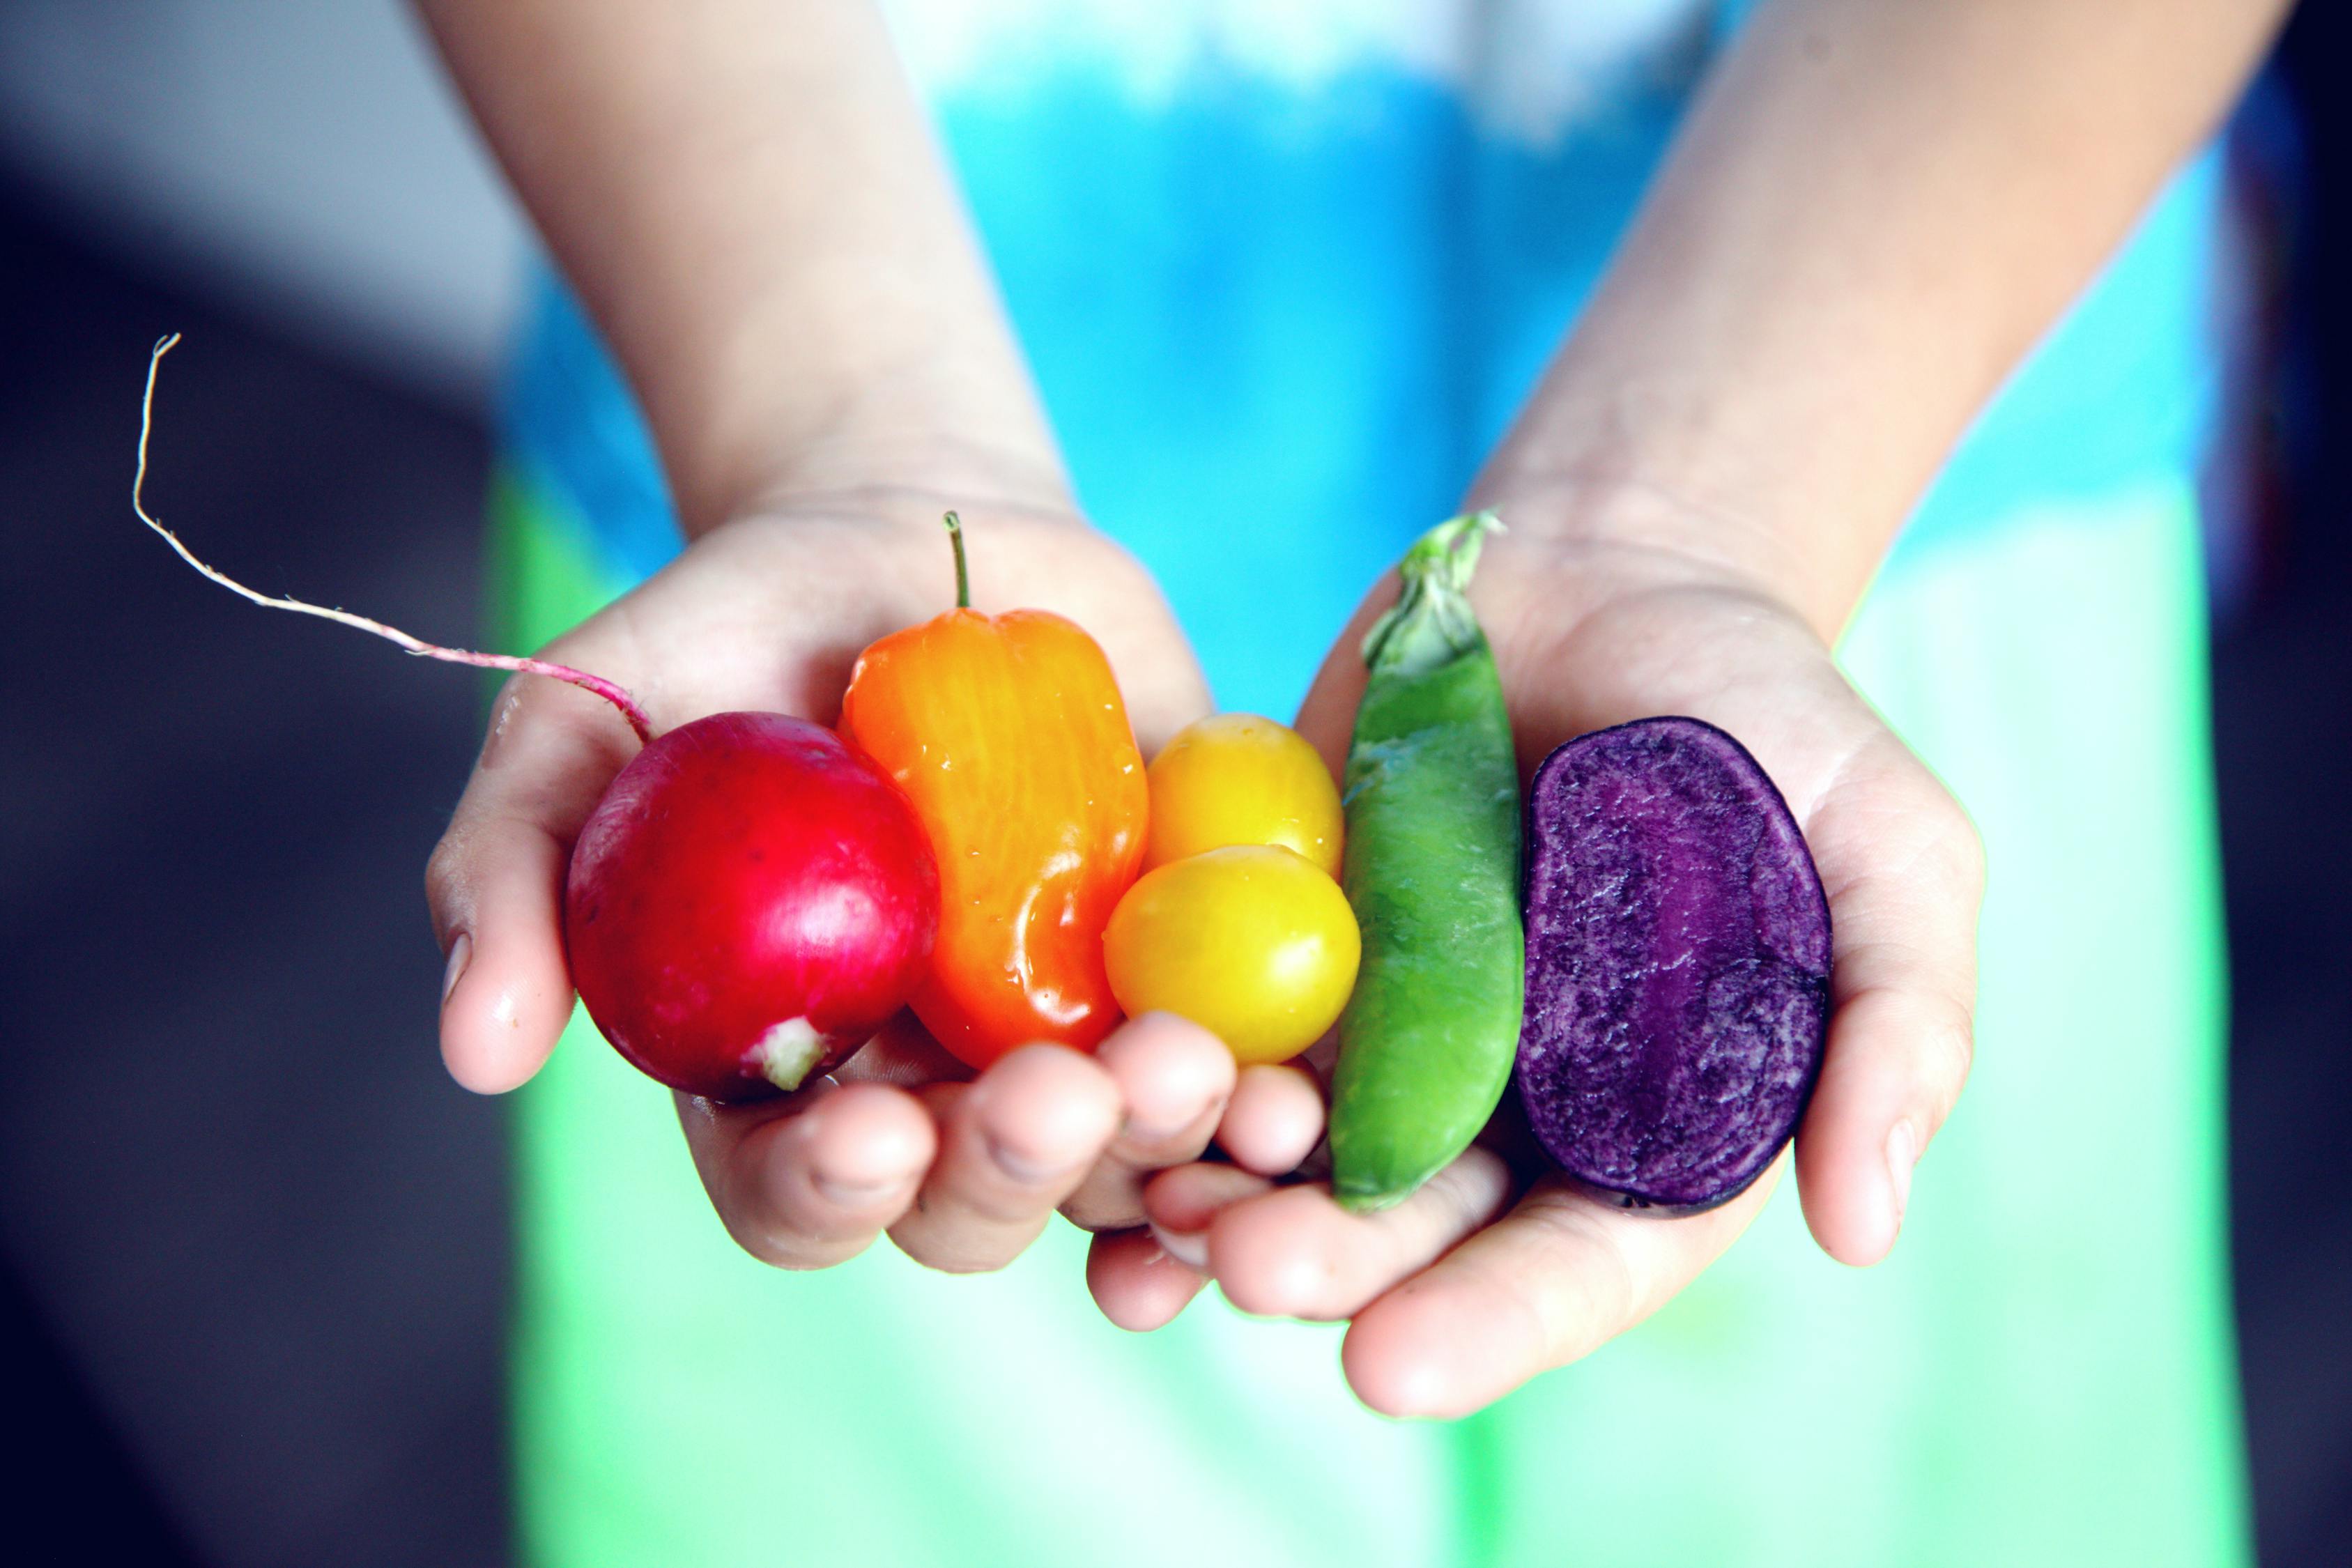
xmin=425 ymin=673 xmax=640 ymax=1093
xmin=1790 ymin=730 xmax=1985 ymax=1264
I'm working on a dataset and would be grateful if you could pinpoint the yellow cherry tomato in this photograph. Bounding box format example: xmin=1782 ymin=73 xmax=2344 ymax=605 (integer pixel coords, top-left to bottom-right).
xmin=1144 ymin=712 xmax=1343 ymax=876
xmin=1102 ymin=845 xmax=1360 ymax=1065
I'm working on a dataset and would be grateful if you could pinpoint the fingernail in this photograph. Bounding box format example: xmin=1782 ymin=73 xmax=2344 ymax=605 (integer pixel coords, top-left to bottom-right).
xmin=440 ymin=933 xmax=471 ymax=1005
xmin=1885 ymin=1120 xmax=1919 ymax=1232
xmin=985 ymin=1136 xmax=1085 ymax=1186
xmin=1149 ymin=1222 xmax=1209 ymax=1271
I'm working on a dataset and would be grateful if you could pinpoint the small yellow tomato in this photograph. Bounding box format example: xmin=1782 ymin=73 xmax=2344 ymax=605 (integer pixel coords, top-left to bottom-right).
xmin=1102 ymin=845 xmax=1360 ymax=1065
xmin=1144 ymin=712 xmax=1343 ymax=876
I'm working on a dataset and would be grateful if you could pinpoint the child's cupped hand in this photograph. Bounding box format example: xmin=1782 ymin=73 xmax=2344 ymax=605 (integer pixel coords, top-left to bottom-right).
xmin=424 ymin=497 xmax=1299 ymax=1273
xmin=1090 ymin=491 xmax=1985 ymax=1417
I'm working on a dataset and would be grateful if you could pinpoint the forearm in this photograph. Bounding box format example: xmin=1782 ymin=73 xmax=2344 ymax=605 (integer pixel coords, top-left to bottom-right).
xmin=415 ymin=0 xmax=1062 ymax=537
xmin=1483 ymin=0 xmax=2289 ymax=637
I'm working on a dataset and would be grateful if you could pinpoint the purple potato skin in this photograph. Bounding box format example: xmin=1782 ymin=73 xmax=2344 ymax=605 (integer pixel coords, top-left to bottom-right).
xmin=1515 ymin=717 xmax=1831 ymax=1212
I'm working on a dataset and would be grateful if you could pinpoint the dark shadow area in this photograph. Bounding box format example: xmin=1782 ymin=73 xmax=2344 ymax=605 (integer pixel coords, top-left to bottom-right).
xmin=0 ymin=1254 xmax=203 ymax=1564
xmin=0 ymin=185 xmax=507 ymax=1567
xmin=2215 ymin=10 xmax=2352 ymax=1565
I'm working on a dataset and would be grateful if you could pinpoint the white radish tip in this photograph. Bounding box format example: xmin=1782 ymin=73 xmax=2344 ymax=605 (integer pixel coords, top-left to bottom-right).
xmin=130 ymin=335 xmax=656 ymax=746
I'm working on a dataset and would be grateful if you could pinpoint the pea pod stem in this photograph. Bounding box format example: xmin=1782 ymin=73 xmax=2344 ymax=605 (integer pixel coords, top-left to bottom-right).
xmin=1360 ymin=511 xmax=1498 ymax=672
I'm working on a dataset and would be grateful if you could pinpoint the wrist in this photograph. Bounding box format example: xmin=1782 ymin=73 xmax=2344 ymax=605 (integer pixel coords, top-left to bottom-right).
xmin=1469 ymin=453 xmax=1877 ymax=645
xmin=735 ymin=434 xmax=1075 ymax=539
xmin=675 ymin=358 xmax=1073 ymax=543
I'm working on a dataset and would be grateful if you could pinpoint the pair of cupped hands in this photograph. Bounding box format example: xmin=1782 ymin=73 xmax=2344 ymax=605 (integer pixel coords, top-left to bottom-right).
xmin=426 ymin=481 xmax=1982 ymax=1419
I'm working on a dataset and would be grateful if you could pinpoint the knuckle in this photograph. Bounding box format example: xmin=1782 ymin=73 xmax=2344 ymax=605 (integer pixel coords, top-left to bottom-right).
xmin=1059 ymin=1187 xmax=1142 ymax=1233
xmin=1934 ymin=797 xmax=1988 ymax=903
xmin=422 ymin=831 xmax=470 ymax=923
xmin=964 ymin=1183 xmax=1059 ymax=1227
xmin=1893 ymin=769 xmax=1985 ymax=902
xmin=709 ymin=1141 xmax=850 ymax=1272
xmin=723 ymin=1210 xmax=816 ymax=1270
xmin=1434 ymin=1154 xmax=1505 ymax=1236
xmin=1916 ymin=991 xmax=1976 ymax=1122
xmin=889 ymin=1221 xmax=1020 ymax=1276
xmin=726 ymin=1195 xmax=877 ymax=1272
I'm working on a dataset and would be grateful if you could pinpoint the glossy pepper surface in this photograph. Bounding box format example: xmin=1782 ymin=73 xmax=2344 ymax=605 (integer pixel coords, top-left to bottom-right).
xmin=838 ymin=517 xmax=1148 ymax=1067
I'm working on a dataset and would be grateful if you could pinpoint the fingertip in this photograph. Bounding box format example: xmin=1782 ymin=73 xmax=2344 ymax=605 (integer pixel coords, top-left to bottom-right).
xmin=1206 ymin=1187 xmax=1346 ymax=1319
xmin=987 ymin=1039 xmax=1124 ymax=1109
xmin=1797 ymin=987 xmax=1954 ymax=1266
xmin=1219 ymin=1063 xmax=1327 ymax=1175
xmin=971 ymin=1043 xmax=1124 ymax=1173
xmin=687 ymin=1082 xmax=932 ymax=1268
xmin=797 ymin=1082 xmax=937 ymax=1197
xmin=438 ymin=942 xmax=566 ymax=1094
xmin=1341 ymin=1290 xmax=1463 ymax=1420
xmin=1087 ymin=1229 xmax=1205 ymax=1332
xmin=1098 ymin=1012 xmax=1236 ymax=1137
xmin=427 ymin=824 xmax=574 ymax=1093
xmin=889 ymin=1046 xmax=1121 ymax=1273
xmin=426 ymin=673 xmax=638 ymax=1096
xmin=1797 ymin=1116 xmax=1909 ymax=1267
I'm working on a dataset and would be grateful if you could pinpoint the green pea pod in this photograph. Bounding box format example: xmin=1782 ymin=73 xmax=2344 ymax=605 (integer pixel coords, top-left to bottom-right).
xmin=1329 ymin=513 xmax=1524 ymax=1212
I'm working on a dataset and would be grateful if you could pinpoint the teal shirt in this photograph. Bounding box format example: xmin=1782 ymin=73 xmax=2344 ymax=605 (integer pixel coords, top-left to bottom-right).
xmin=504 ymin=6 xmax=2220 ymax=718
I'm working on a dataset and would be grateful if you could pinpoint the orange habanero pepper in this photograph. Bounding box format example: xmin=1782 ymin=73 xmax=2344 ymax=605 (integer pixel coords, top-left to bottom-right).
xmin=838 ymin=516 xmax=1148 ymax=1068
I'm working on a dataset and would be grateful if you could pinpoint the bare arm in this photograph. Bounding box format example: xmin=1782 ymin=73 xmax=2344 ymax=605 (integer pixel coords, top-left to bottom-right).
xmin=414 ymin=0 xmax=1064 ymax=535
xmin=415 ymin=1 xmax=1232 ymax=1284
xmin=1494 ymin=0 xmax=2291 ymax=633
xmin=1107 ymin=0 xmax=2290 ymax=1415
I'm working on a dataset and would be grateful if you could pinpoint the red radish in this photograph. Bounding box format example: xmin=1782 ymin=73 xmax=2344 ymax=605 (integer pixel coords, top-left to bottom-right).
xmin=131 ymin=335 xmax=939 ymax=1100
xmin=566 ymin=713 xmax=937 ymax=1097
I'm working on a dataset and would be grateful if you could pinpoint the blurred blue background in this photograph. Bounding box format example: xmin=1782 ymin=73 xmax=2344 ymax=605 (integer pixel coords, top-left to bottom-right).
xmin=0 ymin=2 xmax=2344 ymax=1562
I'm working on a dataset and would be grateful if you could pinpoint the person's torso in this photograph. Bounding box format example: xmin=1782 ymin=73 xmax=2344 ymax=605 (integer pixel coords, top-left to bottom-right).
xmin=506 ymin=0 xmax=2222 ymax=714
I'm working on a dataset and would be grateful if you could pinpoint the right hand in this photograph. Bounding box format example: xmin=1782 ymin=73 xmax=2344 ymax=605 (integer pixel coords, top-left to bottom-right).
xmin=424 ymin=494 xmax=1282 ymax=1273
xmin=1093 ymin=504 xmax=1985 ymax=1411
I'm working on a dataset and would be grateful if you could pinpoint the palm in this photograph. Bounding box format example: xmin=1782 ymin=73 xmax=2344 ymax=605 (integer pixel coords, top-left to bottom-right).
xmin=533 ymin=503 xmax=1207 ymax=753
xmin=1121 ymin=527 xmax=1982 ymax=1418
xmin=429 ymin=498 xmax=1226 ymax=1275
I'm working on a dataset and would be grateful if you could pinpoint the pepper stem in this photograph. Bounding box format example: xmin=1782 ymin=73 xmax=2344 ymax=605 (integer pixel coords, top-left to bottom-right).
xmin=943 ymin=511 xmax=970 ymax=609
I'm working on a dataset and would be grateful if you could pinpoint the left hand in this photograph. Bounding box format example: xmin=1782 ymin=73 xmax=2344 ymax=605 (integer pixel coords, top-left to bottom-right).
xmin=1086 ymin=491 xmax=1984 ymax=1417
xmin=427 ymin=494 xmax=1245 ymax=1276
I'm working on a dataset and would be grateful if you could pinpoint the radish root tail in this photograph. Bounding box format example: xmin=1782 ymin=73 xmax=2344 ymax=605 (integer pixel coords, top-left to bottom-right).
xmin=133 ymin=333 xmax=654 ymax=746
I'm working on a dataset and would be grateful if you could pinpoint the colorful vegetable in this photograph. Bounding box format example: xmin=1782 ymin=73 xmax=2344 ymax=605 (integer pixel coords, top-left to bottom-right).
xmin=1328 ymin=514 xmax=1525 ymax=1212
xmin=839 ymin=516 xmax=1148 ymax=1068
xmin=1143 ymin=713 xmax=1344 ymax=876
xmin=1103 ymin=845 xmax=1360 ymax=1065
xmin=566 ymin=714 xmax=940 ymax=1100
xmin=1515 ymin=717 xmax=1831 ymax=1210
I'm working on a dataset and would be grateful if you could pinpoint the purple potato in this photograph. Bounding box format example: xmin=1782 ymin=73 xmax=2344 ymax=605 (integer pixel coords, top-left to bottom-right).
xmin=1515 ymin=717 xmax=1831 ymax=1210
